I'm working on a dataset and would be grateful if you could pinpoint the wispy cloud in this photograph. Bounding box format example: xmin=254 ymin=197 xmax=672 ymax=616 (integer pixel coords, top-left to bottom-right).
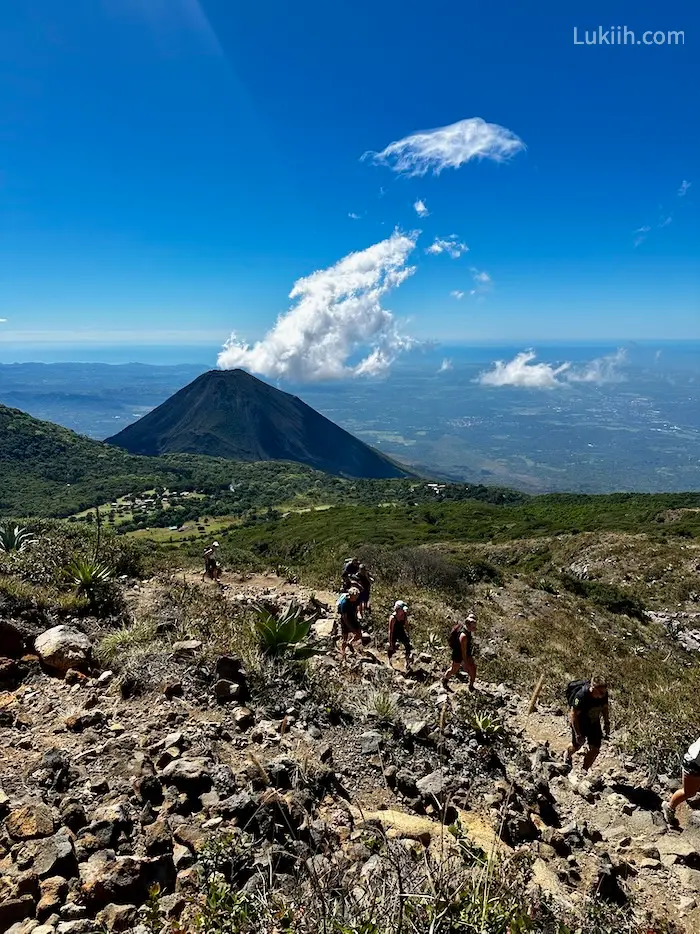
xmin=566 ymin=348 xmax=627 ymax=384
xmin=450 ymin=290 xmax=465 ymax=300
xmin=413 ymin=199 xmax=429 ymax=218
xmin=634 ymin=179 xmax=692 ymax=246
xmin=438 ymin=358 xmax=453 ymax=373
xmin=469 ymin=268 xmax=492 ymax=297
xmin=478 ymin=348 xmax=626 ymax=389
xmin=363 ymin=117 xmax=525 ymax=177
xmin=426 ymin=235 xmax=469 ymax=259
xmin=0 ymin=318 xmax=6 ymax=324
xmin=217 ymin=230 xmax=418 ymax=381
xmin=633 ymin=225 xmax=651 ymax=247
xmin=348 ymin=212 xmax=361 ymax=220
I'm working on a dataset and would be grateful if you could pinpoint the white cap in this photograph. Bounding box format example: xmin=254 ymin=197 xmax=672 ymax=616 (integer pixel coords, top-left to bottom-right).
xmin=466 ymin=612 xmax=476 ymax=622
xmin=394 ymin=601 xmax=408 ymax=611
xmin=212 ymin=541 xmax=220 ymax=548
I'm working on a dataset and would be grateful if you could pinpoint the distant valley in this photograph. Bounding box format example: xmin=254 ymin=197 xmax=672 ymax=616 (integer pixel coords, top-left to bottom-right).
xmin=1 ymin=342 xmax=699 ymax=493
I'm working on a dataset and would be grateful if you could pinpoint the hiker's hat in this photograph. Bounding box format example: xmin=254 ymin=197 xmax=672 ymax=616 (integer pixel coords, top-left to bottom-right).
xmin=466 ymin=612 xmax=476 ymax=622
xmin=212 ymin=541 xmax=220 ymax=548
xmin=394 ymin=600 xmax=408 ymax=611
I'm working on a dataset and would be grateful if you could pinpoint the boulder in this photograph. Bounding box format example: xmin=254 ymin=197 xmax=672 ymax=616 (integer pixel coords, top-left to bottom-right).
xmin=34 ymin=626 xmax=92 ymax=675
xmin=36 ymin=875 xmax=69 ymax=920
xmin=0 ymin=895 xmax=35 ymax=931
xmin=416 ymin=770 xmax=447 ymax=799
xmin=96 ymin=903 xmax=138 ymax=931
xmin=29 ymin=830 xmax=76 ymax=879
xmin=233 ymin=707 xmax=254 ymax=730
xmin=6 ymin=803 xmax=56 ymax=840
xmin=159 ymin=758 xmax=212 ymax=795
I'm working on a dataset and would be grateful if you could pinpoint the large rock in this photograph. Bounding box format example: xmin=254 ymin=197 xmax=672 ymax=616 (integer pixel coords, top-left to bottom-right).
xmin=34 ymin=626 xmax=92 ymax=675
xmin=79 ymin=851 xmax=175 ymax=910
xmin=28 ymin=829 xmax=76 ymax=878
xmin=416 ymin=770 xmax=447 ymax=799
xmin=6 ymin=803 xmax=56 ymax=840
xmin=159 ymin=758 xmax=212 ymax=795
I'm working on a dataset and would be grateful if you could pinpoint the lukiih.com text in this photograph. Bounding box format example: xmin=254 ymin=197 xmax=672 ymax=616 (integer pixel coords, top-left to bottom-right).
xmin=573 ymin=26 xmax=685 ymax=45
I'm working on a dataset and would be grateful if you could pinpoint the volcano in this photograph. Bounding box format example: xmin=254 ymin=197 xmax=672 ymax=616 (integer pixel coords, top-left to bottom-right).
xmin=105 ymin=369 xmax=408 ymax=479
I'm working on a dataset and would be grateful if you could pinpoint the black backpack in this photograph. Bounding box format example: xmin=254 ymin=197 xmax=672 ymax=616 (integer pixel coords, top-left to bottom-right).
xmin=565 ymin=679 xmax=589 ymax=707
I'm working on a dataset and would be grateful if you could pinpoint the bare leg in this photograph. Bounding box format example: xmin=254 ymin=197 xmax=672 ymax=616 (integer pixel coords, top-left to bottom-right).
xmin=670 ymin=774 xmax=700 ymax=811
xmin=442 ymin=661 xmax=461 ymax=685
xmin=463 ymin=657 xmax=476 ymax=689
xmin=582 ymin=745 xmax=600 ymax=772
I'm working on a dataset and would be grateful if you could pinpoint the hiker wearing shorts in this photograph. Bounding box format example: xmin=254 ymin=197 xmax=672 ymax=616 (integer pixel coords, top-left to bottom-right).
xmin=442 ymin=613 xmax=477 ymax=690
xmin=663 ymin=737 xmax=700 ymax=828
xmin=388 ymin=601 xmax=412 ymax=666
xmin=355 ymin=564 xmax=374 ymax=619
xmin=337 ymin=587 xmax=362 ymax=658
xmin=565 ymin=675 xmax=610 ymax=773
xmin=342 ymin=557 xmax=360 ymax=591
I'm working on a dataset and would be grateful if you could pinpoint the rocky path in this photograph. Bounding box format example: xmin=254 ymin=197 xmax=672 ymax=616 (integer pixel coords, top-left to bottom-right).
xmin=3 ymin=572 xmax=700 ymax=932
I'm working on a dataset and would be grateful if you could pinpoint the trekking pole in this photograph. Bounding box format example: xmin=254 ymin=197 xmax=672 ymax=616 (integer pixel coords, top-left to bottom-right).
xmin=527 ymin=673 xmax=546 ymax=716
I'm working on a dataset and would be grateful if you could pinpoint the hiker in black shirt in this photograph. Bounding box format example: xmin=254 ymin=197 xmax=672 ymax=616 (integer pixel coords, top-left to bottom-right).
xmin=442 ymin=613 xmax=477 ymax=690
xmin=565 ymin=675 xmax=610 ymax=773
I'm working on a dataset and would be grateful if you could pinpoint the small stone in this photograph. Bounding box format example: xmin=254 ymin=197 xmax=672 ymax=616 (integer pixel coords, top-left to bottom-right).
xmin=640 ymin=858 xmax=662 ymax=870
xmin=416 ymin=770 xmax=446 ymax=799
xmin=162 ymin=680 xmax=183 ymax=699
xmin=96 ymin=670 xmax=114 ymax=687
xmin=96 ymin=903 xmax=138 ymax=932
xmin=307 ymin=723 xmax=322 ymax=740
xmin=172 ymin=640 xmax=202 ymax=655
xmin=361 ymin=731 xmax=383 ymax=754
xmin=214 ymin=679 xmax=240 ymax=702
xmin=202 ymin=817 xmax=223 ymax=830
xmin=233 ymin=707 xmax=254 ymax=730
xmin=89 ymin=776 xmax=109 ymax=795
xmin=164 ymin=732 xmax=183 ymax=749
xmin=37 ymin=876 xmax=69 ymax=920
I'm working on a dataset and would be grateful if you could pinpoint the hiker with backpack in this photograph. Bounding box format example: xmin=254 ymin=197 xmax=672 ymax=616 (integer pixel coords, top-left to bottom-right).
xmin=337 ymin=587 xmax=363 ymax=658
xmin=565 ymin=675 xmax=610 ymax=773
xmin=387 ymin=600 xmax=412 ymax=668
xmin=662 ymin=737 xmax=700 ymax=828
xmin=202 ymin=541 xmax=222 ymax=581
xmin=442 ymin=613 xmax=477 ymax=690
xmin=342 ymin=556 xmax=360 ymax=591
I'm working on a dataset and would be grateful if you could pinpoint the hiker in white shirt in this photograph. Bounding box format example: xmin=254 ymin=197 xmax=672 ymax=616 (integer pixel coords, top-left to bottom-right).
xmin=663 ymin=736 xmax=700 ymax=827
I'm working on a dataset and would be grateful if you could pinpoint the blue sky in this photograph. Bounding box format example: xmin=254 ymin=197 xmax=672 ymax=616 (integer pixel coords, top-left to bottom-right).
xmin=0 ymin=0 xmax=697 ymax=370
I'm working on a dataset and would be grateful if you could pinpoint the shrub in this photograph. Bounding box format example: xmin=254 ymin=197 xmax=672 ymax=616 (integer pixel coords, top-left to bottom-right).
xmin=0 ymin=525 xmax=37 ymax=554
xmin=253 ymin=602 xmax=320 ymax=660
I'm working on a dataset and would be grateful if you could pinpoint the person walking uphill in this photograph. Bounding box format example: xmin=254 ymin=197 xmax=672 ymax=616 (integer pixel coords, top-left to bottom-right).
xmin=442 ymin=613 xmax=477 ymax=690
xmin=337 ymin=587 xmax=362 ymax=659
xmin=565 ymin=675 xmax=610 ymax=773
xmin=388 ymin=601 xmax=412 ymax=667
xmin=663 ymin=736 xmax=700 ymax=828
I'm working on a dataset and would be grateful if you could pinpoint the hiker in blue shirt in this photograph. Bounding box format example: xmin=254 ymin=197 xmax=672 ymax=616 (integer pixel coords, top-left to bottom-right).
xmin=337 ymin=587 xmax=362 ymax=658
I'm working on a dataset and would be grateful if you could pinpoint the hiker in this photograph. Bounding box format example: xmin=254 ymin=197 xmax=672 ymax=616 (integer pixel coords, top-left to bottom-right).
xmin=565 ymin=675 xmax=610 ymax=773
xmin=202 ymin=541 xmax=222 ymax=581
xmin=442 ymin=613 xmax=477 ymax=690
xmin=337 ymin=587 xmax=363 ymax=658
xmin=388 ymin=600 xmax=412 ymax=667
xmin=663 ymin=737 xmax=700 ymax=827
xmin=342 ymin=556 xmax=360 ymax=591
xmin=355 ymin=564 xmax=374 ymax=619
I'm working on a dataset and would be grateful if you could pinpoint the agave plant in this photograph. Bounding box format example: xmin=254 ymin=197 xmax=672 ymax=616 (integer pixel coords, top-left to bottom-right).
xmin=468 ymin=711 xmax=504 ymax=743
xmin=253 ymin=601 xmax=320 ymax=659
xmin=66 ymin=557 xmax=113 ymax=607
xmin=0 ymin=525 xmax=38 ymax=554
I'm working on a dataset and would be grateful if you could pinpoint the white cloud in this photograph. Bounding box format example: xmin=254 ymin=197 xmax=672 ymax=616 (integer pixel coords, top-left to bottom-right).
xmin=566 ymin=348 xmax=627 ymax=384
xmin=348 ymin=212 xmax=361 ymax=220
xmin=478 ymin=348 xmax=627 ymax=389
xmin=426 ymin=235 xmax=469 ymax=259
xmin=413 ymin=199 xmax=429 ymax=218
xmin=217 ymin=230 xmax=418 ymax=381
xmin=438 ymin=358 xmax=453 ymax=373
xmin=659 ymin=215 xmax=673 ymax=228
xmin=678 ymin=180 xmax=692 ymax=197
xmin=0 ymin=318 xmax=6 ymax=323
xmin=450 ymin=290 xmax=465 ymax=300
xmin=633 ymin=225 xmax=651 ymax=247
xmin=469 ymin=267 xmax=492 ymax=297
xmin=478 ymin=351 xmax=570 ymax=389
xmin=363 ymin=117 xmax=525 ymax=177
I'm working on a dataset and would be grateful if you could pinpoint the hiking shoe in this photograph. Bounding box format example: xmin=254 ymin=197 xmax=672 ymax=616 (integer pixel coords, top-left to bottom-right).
xmin=662 ymin=803 xmax=680 ymax=829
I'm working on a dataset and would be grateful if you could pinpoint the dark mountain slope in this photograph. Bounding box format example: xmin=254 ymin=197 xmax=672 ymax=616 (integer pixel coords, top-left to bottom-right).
xmin=106 ymin=369 xmax=408 ymax=479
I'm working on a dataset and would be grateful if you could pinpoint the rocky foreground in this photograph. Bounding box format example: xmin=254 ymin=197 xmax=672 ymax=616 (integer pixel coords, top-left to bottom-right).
xmin=2 ymin=581 xmax=700 ymax=934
